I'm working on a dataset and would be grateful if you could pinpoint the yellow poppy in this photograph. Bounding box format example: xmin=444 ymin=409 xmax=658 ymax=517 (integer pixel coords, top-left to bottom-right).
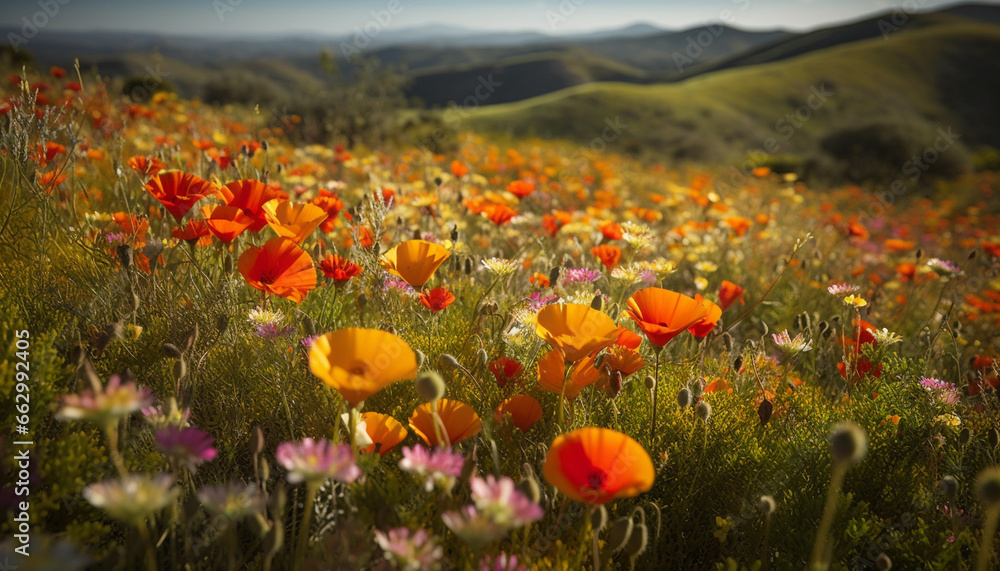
xmin=261 ymin=199 xmax=328 ymax=243
xmin=379 ymin=240 xmax=450 ymax=287
xmin=535 ymin=304 xmax=618 ymax=363
xmin=309 ymin=328 xmax=418 ymax=407
xmin=409 ymin=399 xmax=482 ymax=446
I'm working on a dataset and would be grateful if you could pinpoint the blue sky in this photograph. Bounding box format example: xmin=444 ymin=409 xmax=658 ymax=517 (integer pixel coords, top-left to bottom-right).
xmin=1 ymin=0 xmax=996 ymax=36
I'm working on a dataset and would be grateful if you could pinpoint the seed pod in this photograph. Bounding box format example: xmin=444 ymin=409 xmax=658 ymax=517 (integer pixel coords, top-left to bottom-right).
xmin=876 ymin=553 xmax=892 ymax=570
xmin=451 ymin=226 xmax=459 ymax=242
xmin=415 ymin=349 xmax=426 ymax=369
xmin=173 ymin=357 xmax=187 ymax=382
xmin=676 ymin=388 xmax=692 ymax=409
xmin=117 ymin=244 xmax=133 ymax=270
xmin=733 ymin=355 xmax=743 ymax=371
xmin=548 ymin=266 xmax=560 ymax=286
xmin=644 ymin=375 xmax=656 ymax=390
xmin=438 ymin=353 xmax=460 ymax=370
xmin=605 ymin=516 xmax=633 ymax=553
xmin=758 ymin=399 xmax=774 ymax=426
xmin=591 ymin=505 xmax=608 ymax=533
xmin=987 ymin=427 xmax=999 ymax=449
xmin=959 ymin=427 xmax=972 ymax=446
xmin=625 ymin=522 xmax=648 ymax=558
xmin=415 ymin=371 xmax=446 ymax=403
xmin=261 ymin=139 xmax=269 ymax=151
xmin=477 ymin=348 xmax=489 ymax=367
xmin=163 ymin=343 xmax=183 ymax=359
xmin=720 ymin=332 xmax=734 ymax=352
xmin=977 ymin=467 xmax=1000 ymax=506
xmin=829 ymin=422 xmax=868 ymax=465
xmin=695 ymin=401 xmax=712 ymax=422
xmin=465 ymin=258 xmax=473 ymax=275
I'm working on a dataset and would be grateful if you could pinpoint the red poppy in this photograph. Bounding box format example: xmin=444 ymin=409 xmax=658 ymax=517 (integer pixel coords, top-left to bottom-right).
xmin=489 ymin=357 xmax=524 ymax=388
xmin=318 ymin=254 xmax=362 ymax=284
xmin=590 ymin=245 xmax=622 ymax=270
xmin=718 ymin=280 xmax=744 ymax=310
xmin=837 ymin=319 xmax=882 ymax=382
xmin=507 ymin=180 xmax=535 ymax=199
xmin=451 ymin=160 xmax=469 ymax=178
xmin=171 ymin=219 xmax=212 ymax=246
xmin=599 ymin=221 xmax=623 ymax=241
xmin=145 ymin=171 xmax=217 ymax=221
xmin=625 ymin=287 xmax=709 ymax=347
xmin=128 ymin=156 xmax=165 ymax=177
xmin=202 ymin=204 xmax=253 ymax=243
xmin=419 ymin=286 xmax=455 ymax=313
xmin=529 ymin=272 xmax=550 ymax=287
xmin=542 ymin=427 xmax=654 ymax=505
xmin=312 ymin=190 xmax=344 ymax=233
xmin=688 ymin=295 xmax=722 ymax=338
xmin=238 ymin=237 xmax=317 ymax=303
xmin=483 ymin=203 xmax=517 ymax=226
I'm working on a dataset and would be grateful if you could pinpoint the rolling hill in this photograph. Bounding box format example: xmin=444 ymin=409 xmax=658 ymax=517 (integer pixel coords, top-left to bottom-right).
xmin=465 ymin=20 xmax=1000 ymax=181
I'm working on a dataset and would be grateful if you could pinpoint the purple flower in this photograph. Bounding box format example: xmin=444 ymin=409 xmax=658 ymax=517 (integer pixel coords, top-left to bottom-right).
xmin=525 ymin=292 xmax=559 ymax=312
xmin=470 ymin=475 xmax=543 ymax=527
xmin=638 ymin=269 xmax=658 ymax=284
xmin=561 ymin=268 xmax=601 ymax=285
xmin=275 ymin=438 xmax=361 ymax=485
xmin=479 ymin=553 xmax=527 ymax=571
xmin=920 ymin=377 xmax=961 ymax=405
xmin=155 ymin=426 xmax=217 ymax=471
xmin=398 ymin=445 xmax=464 ymax=492
xmin=373 ymin=527 xmax=443 ymax=571
xmin=384 ymin=277 xmax=416 ymax=295
xmin=254 ymin=323 xmax=294 ymax=339
xmin=300 ymin=334 xmax=319 ymax=349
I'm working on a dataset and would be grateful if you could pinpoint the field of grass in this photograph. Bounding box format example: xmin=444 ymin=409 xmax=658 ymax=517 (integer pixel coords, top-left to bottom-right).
xmin=1 ymin=64 xmax=1000 ymax=571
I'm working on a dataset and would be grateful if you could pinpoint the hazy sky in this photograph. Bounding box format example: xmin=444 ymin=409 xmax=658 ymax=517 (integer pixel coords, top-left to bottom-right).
xmin=2 ymin=0 xmax=996 ymax=36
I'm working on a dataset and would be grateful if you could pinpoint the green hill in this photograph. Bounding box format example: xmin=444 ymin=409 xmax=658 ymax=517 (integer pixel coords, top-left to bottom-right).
xmin=465 ymin=21 xmax=1000 ymax=183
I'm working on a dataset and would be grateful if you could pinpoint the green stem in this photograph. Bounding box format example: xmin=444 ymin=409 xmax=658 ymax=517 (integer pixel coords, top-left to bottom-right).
xmin=650 ymin=347 xmax=662 ymax=445
xmin=104 ymin=422 xmax=129 ymax=478
xmin=293 ymin=482 xmax=319 ymax=571
xmin=558 ymin=360 xmax=573 ymax=429
xmin=137 ymin=520 xmax=158 ymax=571
xmin=978 ymin=506 xmax=1000 ymax=571
xmin=810 ymin=461 xmax=847 ymax=570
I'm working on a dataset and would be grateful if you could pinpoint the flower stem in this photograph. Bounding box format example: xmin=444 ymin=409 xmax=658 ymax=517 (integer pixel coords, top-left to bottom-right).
xmin=978 ymin=505 xmax=1000 ymax=571
xmin=558 ymin=360 xmax=573 ymax=429
xmin=104 ymin=421 xmax=129 ymax=478
xmin=650 ymin=347 xmax=661 ymax=445
xmin=810 ymin=461 xmax=847 ymax=570
xmin=293 ymin=482 xmax=319 ymax=571
xmin=137 ymin=520 xmax=158 ymax=571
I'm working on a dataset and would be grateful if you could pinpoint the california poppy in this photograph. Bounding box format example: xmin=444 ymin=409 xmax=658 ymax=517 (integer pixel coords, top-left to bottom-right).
xmin=591 ymin=245 xmax=622 ymax=270
xmin=625 ymin=287 xmax=709 ymax=347
xmin=451 ymin=160 xmax=469 ymax=178
xmin=144 ymin=172 xmax=216 ymax=221
xmin=837 ymin=319 xmax=882 ymax=382
xmin=318 ymin=254 xmax=362 ymax=284
xmin=261 ymin=199 xmax=327 ymax=243
xmin=724 ymin=217 xmax=752 ymax=237
xmin=238 ymin=237 xmax=317 ymax=303
xmin=309 ymin=328 xmax=418 ymax=407
xmin=615 ymin=328 xmax=643 ymax=350
xmin=507 ymin=180 xmax=535 ymax=199
xmin=718 ymin=280 xmax=744 ymax=310
xmin=489 ymin=356 xmax=524 ymax=388
xmin=360 ymin=412 xmax=408 ymax=456
xmin=409 ymin=399 xmax=482 ymax=446
xmin=494 ymin=394 xmax=543 ymax=432
xmin=171 ymin=219 xmax=212 ymax=246
xmin=202 ymin=204 xmax=253 ymax=243
xmin=216 ymin=179 xmax=288 ymax=231
xmin=600 ymin=221 xmax=623 ymax=241
xmin=542 ymin=427 xmax=654 ymax=504
xmin=380 ymin=240 xmax=450 ymax=287
xmin=311 ymin=190 xmax=344 ymax=233
xmin=129 ymin=155 xmax=165 ymax=177
xmin=483 ymin=203 xmax=517 ymax=226
xmin=538 ymin=349 xmax=601 ymax=401
xmin=535 ymin=304 xmax=619 ymax=363
xmin=688 ymin=295 xmax=722 ymax=338
xmin=419 ymin=286 xmax=455 ymax=313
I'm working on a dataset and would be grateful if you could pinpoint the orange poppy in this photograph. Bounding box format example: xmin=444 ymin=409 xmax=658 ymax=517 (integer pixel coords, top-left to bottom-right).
xmin=537 ymin=349 xmax=601 ymax=401
xmin=309 ymin=328 xmax=418 ymax=407
xmin=600 ymin=221 xmax=623 ymax=241
xmin=688 ymin=295 xmax=722 ymax=338
xmin=216 ymin=179 xmax=288 ymax=231
xmin=529 ymin=272 xmax=550 ymax=287
xmin=350 ymin=225 xmax=375 ymax=248
xmin=542 ymin=427 xmax=654 ymax=505
xmin=171 ymin=219 xmax=212 ymax=246
xmin=625 ymin=287 xmax=709 ymax=347
xmin=483 ymin=203 xmax=517 ymax=226
xmin=380 ymin=240 xmax=450 ymax=287
xmin=261 ymin=199 xmax=327 ymax=243
xmin=128 ymin=155 xmax=165 ymax=177
xmin=144 ymin=172 xmax=216 ymax=221
xmin=535 ymin=304 xmax=619 ymax=363
xmin=318 ymin=254 xmax=362 ymax=284
xmin=489 ymin=357 xmax=524 ymax=388
xmin=718 ymin=280 xmax=744 ymax=310
xmin=703 ymin=378 xmax=733 ymax=394
xmin=202 ymin=204 xmax=253 ymax=243
xmin=614 ymin=328 xmax=643 ymax=350
xmin=419 ymin=286 xmax=455 ymax=313
xmin=311 ymin=190 xmax=344 ymax=233
xmin=451 ymin=160 xmax=469 ymax=178
xmin=409 ymin=399 xmax=482 ymax=446
xmin=590 ymin=245 xmax=622 ymax=270
xmin=507 ymin=180 xmax=535 ymax=199
xmin=238 ymin=237 xmax=317 ymax=303
xmin=360 ymin=412 xmax=408 ymax=456
xmin=596 ymin=345 xmax=644 ymax=396
xmin=724 ymin=217 xmax=752 ymax=237
xmin=494 ymin=394 xmax=543 ymax=432
xmin=884 ymin=238 xmax=915 ymax=253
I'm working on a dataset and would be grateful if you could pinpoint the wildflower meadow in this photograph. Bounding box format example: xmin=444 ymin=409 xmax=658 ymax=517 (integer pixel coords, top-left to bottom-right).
xmin=1 ymin=55 xmax=1000 ymax=570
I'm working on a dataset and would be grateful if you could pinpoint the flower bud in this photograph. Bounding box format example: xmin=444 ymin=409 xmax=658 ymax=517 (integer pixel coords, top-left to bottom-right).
xmin=977 ymin=467 xmax=1000 ymax=506
xmin=606 ymin=516 xmax=633 ymax=553
xmin=173 ymin=357 xmax=187 ymax=382
xmin=875 ymin=553 xmax=892 ymax=570
xmin=625 ymin=522 xmax=648 ymax=558
xmin=438 ymin=353 xmax=460 ymax=371
xmin=117 ymin=244 xmax=133 ymax=270
xmin=959 ymin=427 xmax=972 ymax=446
xmin=591 ymin=505 xmax=608 ymax=533
xmin=591 ymin=294 xmax=603 ymax=311
xmin=163 ymin=343 xmax=183 ymax=359
xmin=677 ymin=388 xmax=692 ymax=409
xmin=695 ymin=401 xmax=712 ymax=422
xmin=988 ymin=427 xmax=999 ymax=450
xmin=940 ymin=476 xmax=958 ymax=499
xmin=415 ymin=371 xmax=446 ymax=403
xmin=829 ymin=421 xmax=868 ymax=465
xmin=644 ymin=375 xmax=655 ymax=390
xmin=415 ymin=349 xmax=426 ymax=369
xmin=757 ymin=495 xmax=776 ymax=515
xmin=477 ymin=348 xmax=489 ymax=367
